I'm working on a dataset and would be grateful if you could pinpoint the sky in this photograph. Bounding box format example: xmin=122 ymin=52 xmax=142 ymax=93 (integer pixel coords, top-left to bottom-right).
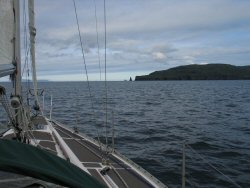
xmin=16 ymin=0 xmax=250 ymax=81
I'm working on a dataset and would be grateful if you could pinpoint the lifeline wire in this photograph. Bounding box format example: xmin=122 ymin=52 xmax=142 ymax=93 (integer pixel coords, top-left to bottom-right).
xmin=187 ymin=144 xmax=242 ymax=188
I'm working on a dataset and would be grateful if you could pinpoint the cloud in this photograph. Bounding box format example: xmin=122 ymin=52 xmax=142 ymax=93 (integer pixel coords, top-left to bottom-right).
xmin=152 ymin=52 xmax=166 ymax=62
xmin=19 ymin=0 xmax=250 ymax=81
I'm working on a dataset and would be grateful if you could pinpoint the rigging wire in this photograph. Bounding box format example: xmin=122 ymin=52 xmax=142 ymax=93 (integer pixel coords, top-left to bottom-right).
xmin=72 ymin=0 xmax=103 ymax=155
xmin=92 ymin=1 xmax=106 ymax=150
xmin=21 ymin=0 xmax=28 ymax=78
xmin=21 ymin=0 xmax=31 ymax=105
xmin=104 ymin=0 xmax=109 ymax=151
xmin=72 ymin=0 xmax=92 ymax=99
xmin=186 ymin=144 xmax=242 ymax=188
xmin=93 ymin=0 xmax=102 ymax=81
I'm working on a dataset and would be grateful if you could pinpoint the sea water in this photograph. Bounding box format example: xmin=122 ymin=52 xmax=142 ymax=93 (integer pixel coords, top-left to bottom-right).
xmin=0 ymin=80 xmax=250 ymax=187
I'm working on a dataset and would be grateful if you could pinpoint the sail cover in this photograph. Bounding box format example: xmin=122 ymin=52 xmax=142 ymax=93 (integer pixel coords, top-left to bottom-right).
xmin=0 ymin=139 xmax=106 ymax=188
xmin=0 ymin=0 xmax=15 ymax=77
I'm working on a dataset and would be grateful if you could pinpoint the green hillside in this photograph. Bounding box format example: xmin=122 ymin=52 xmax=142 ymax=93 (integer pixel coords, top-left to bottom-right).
xmin=135 ymin=64 xmax=250 ymax=81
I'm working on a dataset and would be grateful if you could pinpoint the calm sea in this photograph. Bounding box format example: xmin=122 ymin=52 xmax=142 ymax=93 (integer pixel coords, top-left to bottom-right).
xmin=1 ymin=80 xmax=250 ymax=187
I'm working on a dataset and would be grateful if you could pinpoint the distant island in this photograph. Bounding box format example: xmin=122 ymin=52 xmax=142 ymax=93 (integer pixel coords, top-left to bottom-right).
xmin=135 ymin=64 xmax=250 ymax=81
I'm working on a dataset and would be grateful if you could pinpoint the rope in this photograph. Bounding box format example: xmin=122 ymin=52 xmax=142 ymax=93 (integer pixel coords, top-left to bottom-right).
xmin=0 ymin=89 xmax=16 ymax=126
xmin=110 ymin=164 xmax=130 ymax=188
xmin=186 ymin=144 xmax=242 ymax=188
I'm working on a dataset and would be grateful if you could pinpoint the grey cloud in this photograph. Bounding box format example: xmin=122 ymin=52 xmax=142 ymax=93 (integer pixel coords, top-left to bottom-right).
xmin=20 ymin=0 xmax=250 ymax=80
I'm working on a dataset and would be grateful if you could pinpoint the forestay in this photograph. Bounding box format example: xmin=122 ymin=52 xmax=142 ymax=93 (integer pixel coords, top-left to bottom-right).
xmin=0 ymin=0 xmax=15 ymax=77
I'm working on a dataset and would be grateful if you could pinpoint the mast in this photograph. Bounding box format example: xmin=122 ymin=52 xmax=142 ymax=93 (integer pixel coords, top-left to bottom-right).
xmin=11 ymin=0 xmax=23 ymax=132
xmin=28 ymin=0 xmax=40 ymax=111
xmin=13 ymin=0 xmax=21 ymax=97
